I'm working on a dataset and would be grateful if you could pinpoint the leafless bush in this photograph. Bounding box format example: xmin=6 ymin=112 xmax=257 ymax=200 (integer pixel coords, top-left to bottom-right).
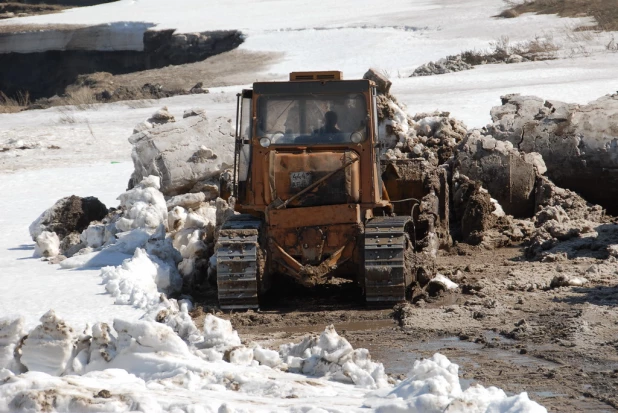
xmin=607 ymin=35 xmax=618 ymax=52
xmin=61 ymin=87 xmax=97 ymax=110
xmin=564 ymin=23 xmax=596 ymax=43
xmin=0 ymin=91 xmax=30 ymax=113
xmin=460 ymin=34 xmax=559 ymax=65
xmin=567 ymin=44 xmax=592 ymax=58
xmin=57 ymin=113 xmax=76 ymax=124
xmin=512 ymin=34 xmax=560 ymax=59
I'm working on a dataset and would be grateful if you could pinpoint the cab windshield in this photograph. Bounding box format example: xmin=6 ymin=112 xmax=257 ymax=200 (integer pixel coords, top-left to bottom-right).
xmin=257 ymin=93 xmax=367 ymax=145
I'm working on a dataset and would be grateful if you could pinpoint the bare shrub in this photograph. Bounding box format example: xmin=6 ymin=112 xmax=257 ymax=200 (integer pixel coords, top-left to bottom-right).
xmin=459 ymin=49 xmax=489 ymax=66
xmin=57 ymin=114 xmax=76 ymax=124
xmin=607 ymin=35 xmax=618 ymax=52
xmin=460 ymin=34 xmax=559 ymax=65
xmin=512 ymin=34 xmax=560 ymax=60
xmin=0 ymin=91 xmax=30 ymax=113
xmin=61 ymin=87 xmax=97 ymax=110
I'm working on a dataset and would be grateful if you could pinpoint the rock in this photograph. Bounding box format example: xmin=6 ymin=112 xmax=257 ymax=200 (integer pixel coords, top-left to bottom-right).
xmin=523 ymin=152 xmax=547 ymax=175
xmin=607 ymin=244 xmax=618 ymax=257
xmin=166 ymin=192 xmax=207 ymax=210
xmin=534 ymin=176 xmax=604 ymax=222
xmin=129 ymin=114 xmax=235 ymax=197
xmin=189 ymin=83 xmax=209 ymax=94
xmin=183 ymin=107 xmax=206 ymax=118
xmin=133 ymin=120 xmax=153 ymax=134
xmin=363 ymin=68 xmax=392 ymax=94
xmin=550 ymin=275 xmax=588 ymax=288
xmin=148 ymin=106 xmax=175 ymax=125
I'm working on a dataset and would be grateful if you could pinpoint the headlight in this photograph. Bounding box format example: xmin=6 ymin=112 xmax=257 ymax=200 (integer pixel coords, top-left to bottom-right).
xmin=259 ymin=137 xmax=271 ymax=148
xmin=350 ymin=131 xmax=364 ymax=143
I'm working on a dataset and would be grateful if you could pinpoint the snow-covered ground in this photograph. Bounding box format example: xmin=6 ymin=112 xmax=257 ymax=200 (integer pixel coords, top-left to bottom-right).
xmin=1 ymin=0 xmax=618 ymax=411
xmin=0 ymin=162 xmax=142 ymax=330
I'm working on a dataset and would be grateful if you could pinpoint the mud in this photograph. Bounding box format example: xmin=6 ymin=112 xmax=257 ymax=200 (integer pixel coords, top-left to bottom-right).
xmin=193 ymin=244 xmax=618 ymax=413
xmin=31 ymin=195 xmax=107 ymax=240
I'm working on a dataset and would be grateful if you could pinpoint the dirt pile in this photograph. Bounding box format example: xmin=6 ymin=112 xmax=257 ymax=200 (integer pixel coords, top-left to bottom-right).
xmin=364 ymin=69 xmax=467 ymax=166
xmin=454 ymin=129 xmax=545 ymax=218
xmin=526 ymin=177 xmax=612 ymax=260
xmin=29 ymin=195 xmax=108 ymax=257
xmin=450 ymin=173 xmax=531 ymax=249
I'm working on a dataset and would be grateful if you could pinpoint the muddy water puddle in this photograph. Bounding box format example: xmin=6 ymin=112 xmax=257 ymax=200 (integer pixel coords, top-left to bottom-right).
xmin=244 ymin=318 xmax=395 ymax=335
xmin=352 ymin=332 xmax=556 ymax=376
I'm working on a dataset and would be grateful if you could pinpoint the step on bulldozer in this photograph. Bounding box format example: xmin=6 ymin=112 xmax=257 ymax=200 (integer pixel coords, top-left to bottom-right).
xmin=216 ymin=71 xmax=449 ymax=309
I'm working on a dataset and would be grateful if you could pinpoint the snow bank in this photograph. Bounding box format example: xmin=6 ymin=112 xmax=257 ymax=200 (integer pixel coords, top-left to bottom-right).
xmin=365 ymin=353 xmax=547 ymax=413
xmin=0 ymin=309 xmax=546 ymax=412
xmin=30 ymin=172 xmax=233 ymax=316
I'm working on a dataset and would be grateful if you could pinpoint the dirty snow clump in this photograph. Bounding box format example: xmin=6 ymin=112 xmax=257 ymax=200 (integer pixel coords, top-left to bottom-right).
xmin=115 ymin=175 xmax=168 ymax=232
xmin=33 ymin=231 xmax=60 ymax=258
xmin=280 ymin=324 xmax=389 ymax=389
xmin=365 ymin=353 xmax=547 ymax=412
xmin=19 ymin=310 xmax=75 ymax=376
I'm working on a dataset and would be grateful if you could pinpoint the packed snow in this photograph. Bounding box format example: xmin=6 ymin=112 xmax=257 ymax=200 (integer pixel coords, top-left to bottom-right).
xmin=0 ymin=305 xmax=547 ymax=413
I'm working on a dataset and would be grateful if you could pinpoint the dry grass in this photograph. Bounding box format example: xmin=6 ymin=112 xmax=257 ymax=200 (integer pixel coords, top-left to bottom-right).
xmin=0 ymin=91 xmax=30 ymax=114
xmin=607 ymin=35 xmax=618 ymax=52
xmin=501 ymin=0 xmax=618 ymax=31
xmin=60 ymin=87 xmax=97 ymax=110
xmin=460 ymin=34 xmax=560 ymax=65
xmin=56 ymin=113 xmax=76 ymax=124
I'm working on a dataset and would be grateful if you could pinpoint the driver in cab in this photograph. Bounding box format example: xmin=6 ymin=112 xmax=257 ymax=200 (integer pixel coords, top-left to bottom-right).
xmin=315 ymin=111 xmax=341 ymax=134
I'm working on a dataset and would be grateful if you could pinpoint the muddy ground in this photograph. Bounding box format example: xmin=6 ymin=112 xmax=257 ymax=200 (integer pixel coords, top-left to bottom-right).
xmin=192 ymin=244 xmax=618 ymax=413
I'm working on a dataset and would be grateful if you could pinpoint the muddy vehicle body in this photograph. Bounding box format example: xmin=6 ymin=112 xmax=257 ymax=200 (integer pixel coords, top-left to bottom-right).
xmin=216 ymin=71 xmax=448 ymax=309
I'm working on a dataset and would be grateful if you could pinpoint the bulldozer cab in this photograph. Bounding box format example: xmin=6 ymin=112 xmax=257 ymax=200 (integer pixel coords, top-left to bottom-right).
xmin=232 ymin=72 xmax=387 ymax=213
